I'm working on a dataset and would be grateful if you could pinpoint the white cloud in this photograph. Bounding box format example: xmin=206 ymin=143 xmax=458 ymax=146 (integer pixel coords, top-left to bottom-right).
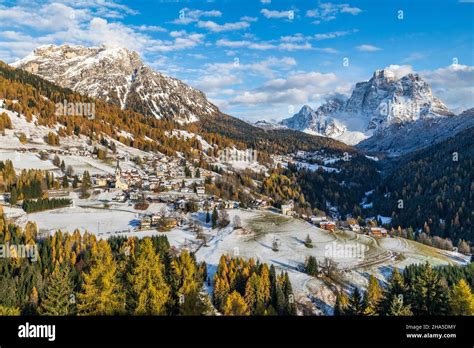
xmin=216 ymin=38 xmax=318 ymax=51
xmin=132 ymin=25 xmax=167 ymax=32
xmin=197 ymin=20 xmax=250 ymax=32
xmin=307 ymin=2 xmax=362 ymax=23
xmin=357 ymin=44 xmax=382 ymax=52
xmin=194 ymin=74 xmax=242 ymax=92
xmin=280 ymin=34 xmax=307 ymax=42
xmin=56 ymin=0 xmax=138 ymax=18
xmin=240 ymin=16 xmax=258 ymax=22
xmin=261 ymin=9 xmax=294 ymax=19
xmin=422 ymin=64 xmax=474 ymax=113
xmin=341 ymin=5 xmax=362 ymax=15
xmin=315 ymin=29 xmax=357 ymax=40
xmin=216 ymin=39 xmax=275 ymax=50
xmin=231 ymin=71 xmax=342 ymax=106
xmin=171 ymin=8 xmax=222 ymax=25
xmin=384 ymin=64 xmax=414 ymax=79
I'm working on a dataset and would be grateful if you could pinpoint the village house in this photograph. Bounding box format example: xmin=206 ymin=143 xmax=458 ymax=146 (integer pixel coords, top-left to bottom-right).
xmin=139 ymin=216 xmax=151 ymax=230
xmin=281 ymin=201 xmax=294 ymax=216
xmin=196 ymin=186 xmax=205 ymax=195
xmin=93 ymin=176 xmax=108 ymax=187
xmin=370 ymin=226 xmax=388 ymax=237
xmin=319 ymin=221 xmax=336 ymax=232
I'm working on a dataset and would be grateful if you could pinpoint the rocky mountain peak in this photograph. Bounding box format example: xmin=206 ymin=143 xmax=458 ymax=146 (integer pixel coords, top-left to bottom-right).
xmin=12 ymin=44 xmax=218 ymax=123
xmin=280 ymin=68 xmax=454 ymax=145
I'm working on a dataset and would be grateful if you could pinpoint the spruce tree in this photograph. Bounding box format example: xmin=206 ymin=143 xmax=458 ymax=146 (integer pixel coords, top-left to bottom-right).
xmin=407 ymin=263 xmax=449 ymax=315
xmin=347 ymin=288 xmax=364 ymax=315
xmin=387 ymin=295 xmax=413 ymax=316
xmin=283 ymin=272 xmax=297 ymax=315
xmin=39 ymin=265 xmax=75 ymax=315
xmin=379 ymin=268 xmax=406 ymax=314
xmin=211 ymin=208 xmax=218 ymax=229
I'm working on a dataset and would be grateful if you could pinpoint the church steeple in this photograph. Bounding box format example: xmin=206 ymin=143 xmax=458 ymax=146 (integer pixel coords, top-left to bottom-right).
xmin=115 ymin=159 xmax=121 ymax=177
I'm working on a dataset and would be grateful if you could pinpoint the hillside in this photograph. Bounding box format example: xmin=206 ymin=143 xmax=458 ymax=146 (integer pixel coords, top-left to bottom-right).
xmin=372 ymin=127 xmax=474 ymax=243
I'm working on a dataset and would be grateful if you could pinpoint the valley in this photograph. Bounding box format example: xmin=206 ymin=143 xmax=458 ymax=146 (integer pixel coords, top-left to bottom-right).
xmin=0 ymin=43 xmax=472 ymax=317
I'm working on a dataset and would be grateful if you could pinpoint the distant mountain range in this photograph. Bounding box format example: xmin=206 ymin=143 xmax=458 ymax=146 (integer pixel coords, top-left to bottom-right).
xmin=12 ymin=45 xmax=472 ymax=155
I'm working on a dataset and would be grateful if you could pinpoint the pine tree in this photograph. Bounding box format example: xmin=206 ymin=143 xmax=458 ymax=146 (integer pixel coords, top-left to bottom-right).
xmin=77 ymin=240 xmax=124 ymax=315
xmin=305 ymin=256 xmax=318 ymax=276
xmin=128 ymin=238 xmax=170 ymax=315
xmin=9 ymin=187 xmax=18 ymax=205
xmin=283 ymin=272 xmax=296 ymax=315
xmin=211 ymin=208 xmax=218 ymax=229
xmin=80 ymin=171 xmax=91 ymax=198
xmin=347 ymin=288 xmax=364 ymax=315
xmin=304 ymin=234 xmax=313 ymax=248
xmin=274 ymin=283 xmax=286 ymax=315
xmin=449 ymin=279 xmax=474 ymax=315
xmin=39 ymin=265 xmax=75 ymax=315
xmin=205 ymin=211 xmax=210 ymax=224
xmin=62 ymin=175 xmax=69 ymax=188
xmin=407 ymin=263 xmax=449 ymax=315
xmin=223 ymin=291 xmax=250 ymax=316
xmin=72 ymin=175 xmax=79 ymax=189
xmin=379 ymin=268 xmax=406 ymax=314
xmin=387 ymin=295 xmax=413 ymax=316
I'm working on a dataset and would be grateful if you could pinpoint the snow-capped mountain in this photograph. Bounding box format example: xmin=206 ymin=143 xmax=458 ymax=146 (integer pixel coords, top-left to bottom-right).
xmin=280 ymin=68 xmax=454 ymax=145
xmin=253 ymin=119 xmax=286 ymax=130
xmin=280 ymin=101 xmax=346 ymax=139
xmin=357 ymin=108 xmax=474 ymax=156
xmin=12 ymin=44 xmax=218 ymax=123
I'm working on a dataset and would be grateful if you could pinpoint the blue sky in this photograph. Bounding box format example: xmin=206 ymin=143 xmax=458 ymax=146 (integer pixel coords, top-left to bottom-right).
xmin=0 ymin=0 xmax=472 ymax=120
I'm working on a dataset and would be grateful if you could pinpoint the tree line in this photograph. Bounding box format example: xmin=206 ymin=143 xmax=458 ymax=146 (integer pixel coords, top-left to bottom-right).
xmin=22 ymin=198 xmax=71 ymax=213
xmin=213 ymin=255 xmax=297 ymax=315
xmin=334 ymin=263 xmax=474 ymax=316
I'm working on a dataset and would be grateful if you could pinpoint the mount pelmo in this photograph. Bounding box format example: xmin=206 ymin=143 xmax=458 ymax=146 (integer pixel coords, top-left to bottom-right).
xmin=280 ymin=68 xmax=454 ymax=145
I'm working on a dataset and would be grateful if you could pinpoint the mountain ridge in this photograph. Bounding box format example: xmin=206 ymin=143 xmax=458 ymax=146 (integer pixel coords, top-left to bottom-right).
xmin=12 ymin=44 xmax=218 ymax=123
xmin=280 ymin=68 xmax=456 ymax=146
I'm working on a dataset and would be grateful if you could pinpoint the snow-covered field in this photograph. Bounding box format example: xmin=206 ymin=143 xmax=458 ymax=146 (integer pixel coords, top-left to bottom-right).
xmin=191 ymin=209 xmax=469 ymax=314
xmin=4 ymin=197 xmax=469 ymax=315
